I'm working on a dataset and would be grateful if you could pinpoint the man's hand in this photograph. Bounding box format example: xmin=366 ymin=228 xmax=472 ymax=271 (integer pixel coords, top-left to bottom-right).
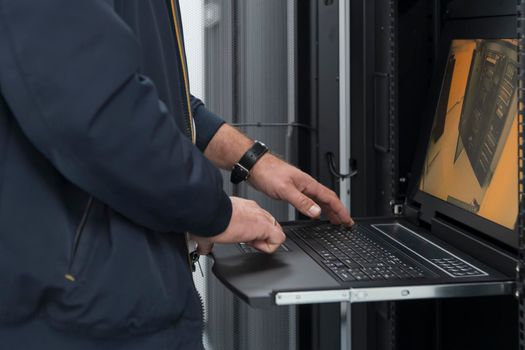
xmin=191 ymin=196 xmax=286 ymax=255
xmin=203 ymin=125 xmax=352 ymax=225
xmin=249 ymin=154 xmax=354 ymax=226
xmin=199 ymin=124 xmax=353 ymax=255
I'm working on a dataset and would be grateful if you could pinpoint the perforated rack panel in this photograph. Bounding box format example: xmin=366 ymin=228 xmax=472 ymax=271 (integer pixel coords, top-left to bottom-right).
xmin=517 ymin=1 xmax=525 ymax=349
xmin=388 ymin=0 xmax=398 ymax=210
xmin=201 ymin=0 xmax=298 ymax=349
xmin=388 ymin=1 xmax=399 ymax=349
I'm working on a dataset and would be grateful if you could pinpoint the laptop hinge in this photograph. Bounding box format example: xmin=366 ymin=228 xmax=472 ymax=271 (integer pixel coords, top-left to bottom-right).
xmin=403 ymin=204 xmax=420 ymax=225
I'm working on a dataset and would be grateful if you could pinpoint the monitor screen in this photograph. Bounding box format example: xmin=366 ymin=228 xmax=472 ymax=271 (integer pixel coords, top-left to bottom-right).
xmin=419 ymin=39 xmax=517 ymax=230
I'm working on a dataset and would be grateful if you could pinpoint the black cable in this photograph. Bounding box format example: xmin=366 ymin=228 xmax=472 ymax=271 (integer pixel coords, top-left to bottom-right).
xmin=326 ymin=152 xmax=357 ymax=179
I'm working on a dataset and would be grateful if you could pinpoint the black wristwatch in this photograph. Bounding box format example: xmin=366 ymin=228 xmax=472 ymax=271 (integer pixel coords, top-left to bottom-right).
xmin=230 ymin=141 xmax=269 ymax=184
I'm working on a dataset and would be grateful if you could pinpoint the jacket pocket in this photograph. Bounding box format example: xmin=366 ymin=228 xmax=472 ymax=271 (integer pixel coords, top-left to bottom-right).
xmin=64 ymin=196 xmax=94 ymax=282
xmin=47 ymin=210 xmax=192 ymax=337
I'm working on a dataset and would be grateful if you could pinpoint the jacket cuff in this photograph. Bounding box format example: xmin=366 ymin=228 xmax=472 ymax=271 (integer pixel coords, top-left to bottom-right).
xmin=194 ymin=192 xmax=232 ymax=237
xmin=193 ymin=104 xmax=226 ymax=152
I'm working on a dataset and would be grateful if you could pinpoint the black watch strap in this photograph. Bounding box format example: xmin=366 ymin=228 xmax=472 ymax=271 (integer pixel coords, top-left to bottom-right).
xmin=230 ymin=141 xmax=269 ymax=184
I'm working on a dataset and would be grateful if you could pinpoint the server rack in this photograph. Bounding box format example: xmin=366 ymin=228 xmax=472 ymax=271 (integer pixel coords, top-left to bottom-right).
xmin=316 ymin=0 xmax=522 ymax=349
xmin=199 ymin=0 xmax=523 ymax=349
xmin=296 ymin=0 xmax=400 ymax=348
xmin=393 ymin=1 xmax=521 ymax=349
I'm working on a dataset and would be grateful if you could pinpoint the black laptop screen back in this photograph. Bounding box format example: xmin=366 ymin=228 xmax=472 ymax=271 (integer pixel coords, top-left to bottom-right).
xmin=418 ymin=39 xmax=517 ymax=231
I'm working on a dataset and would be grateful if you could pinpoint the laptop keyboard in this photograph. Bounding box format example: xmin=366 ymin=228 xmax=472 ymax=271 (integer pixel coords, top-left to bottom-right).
xmin=371 ymin=223 xmax=488 ymax=278
xmin=430 ymin=257 xmax=485 ymax=277
xmin=288 ymin=224 xmax=433 ymax=282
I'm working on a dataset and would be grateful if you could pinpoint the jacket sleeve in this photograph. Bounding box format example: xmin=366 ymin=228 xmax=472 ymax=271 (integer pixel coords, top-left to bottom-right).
xmin=190 ymin=95 xmax=226 ymax=152
xmin=0 ymin=0 xmax=231 ymax=236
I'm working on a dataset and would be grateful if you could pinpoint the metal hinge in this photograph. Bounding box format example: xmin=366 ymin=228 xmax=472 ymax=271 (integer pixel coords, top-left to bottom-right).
xmin=515 ymin=264 xmax=524 ymax=299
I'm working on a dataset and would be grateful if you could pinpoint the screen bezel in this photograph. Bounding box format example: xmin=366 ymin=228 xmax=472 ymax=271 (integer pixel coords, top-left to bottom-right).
xmin=407 ymin=16 xmax=519 ymax=249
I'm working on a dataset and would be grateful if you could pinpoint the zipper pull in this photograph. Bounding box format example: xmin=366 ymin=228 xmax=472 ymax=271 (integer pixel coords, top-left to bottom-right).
xmin=197 ymin=259 xmax=204 ymax=278
xmin=189 ymin=250 xmax=204 ymax=277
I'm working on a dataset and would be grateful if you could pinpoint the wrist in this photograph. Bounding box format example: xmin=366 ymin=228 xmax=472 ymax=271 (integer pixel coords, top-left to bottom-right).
xmin=248 ymin=153 xmax=281 ymax=189
xmin=230 ymin=140 xmax=269 ymax=184
xmin=228 ymin=139 xmax=254 ymax=169
xmin=204 ymin=124 xmax=253 ymax=170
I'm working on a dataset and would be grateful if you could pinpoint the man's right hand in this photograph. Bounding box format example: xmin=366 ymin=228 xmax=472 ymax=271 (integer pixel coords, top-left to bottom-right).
xmin=192 ymin=197 xmax=286 ymax=255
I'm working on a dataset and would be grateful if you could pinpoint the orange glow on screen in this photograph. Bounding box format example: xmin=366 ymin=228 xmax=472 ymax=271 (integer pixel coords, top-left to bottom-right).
xmin=419 ymin=39 xmax=517 ymax=230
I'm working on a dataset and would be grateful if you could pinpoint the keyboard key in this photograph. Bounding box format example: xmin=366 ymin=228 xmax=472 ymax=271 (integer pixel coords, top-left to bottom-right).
xmin=430 ymin=257 xmax=485 ymax=277
xmin=396 ymin=272 xmax=413 ymax=279
xmin=342 ymin=258 xmax=360 ymax=268
xmin=336 ymin=271 xmax=355 ymax=281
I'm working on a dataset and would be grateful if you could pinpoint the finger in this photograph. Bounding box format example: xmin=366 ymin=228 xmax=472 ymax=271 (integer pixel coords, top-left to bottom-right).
xmin=327 ymin=207 xmax=354 ymax=226
xmin=323 ymin=204 xmax=355 ymax=226
xmin=249 ymin=222 xmax=286 ymax=253
xmin=246 ymin=199 xmax=259 ymax=209
xmin=252 ymin=201 xmax=278 ymax=228
xmin=268 ymin=224 xmax=286 ymax=245
xmin=326 ymin=210 xmax=341 ymax=225
xmin=255 ymin=207 xmax=282 ymax=235
xmin=248 ymin=238 xmax=283 ymax=254
xmin=285 ymin=187 xmax=322 ymax=219
xmin=262 ymin=211 xmax=276 ymax=226
xmin=197 ymin=240 xmax=214 ymax=255
xmin=265 ymin=214 xmax=280 ymax=228
xmin=191 ymin=234 xmax=214 ymax=255
xmin=248 ymin=240 xmax=277 ymax=253
xmin=304 ymin=183 xmax=354 ymax=226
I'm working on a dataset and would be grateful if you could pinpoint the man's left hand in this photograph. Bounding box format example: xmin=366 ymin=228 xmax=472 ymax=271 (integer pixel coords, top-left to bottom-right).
xmin=249 ymin=154 xmax=354 ymax=226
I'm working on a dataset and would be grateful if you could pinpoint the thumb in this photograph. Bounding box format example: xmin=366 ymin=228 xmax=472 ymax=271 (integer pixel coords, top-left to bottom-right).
xmin=197 ymin=241 xmax=214 ymax=255
xmin=249 ymin=240 xmax=281 ymax=254
xmin=192 ymin=236 xmax=214 ymax=255
xmin=287 ymin=188 xmax=322 ymax=219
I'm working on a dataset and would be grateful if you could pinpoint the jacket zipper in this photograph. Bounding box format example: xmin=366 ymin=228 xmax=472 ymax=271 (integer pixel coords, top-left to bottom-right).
xmin=167 ymin=0 xmax=196 ymax=144
xmin=65 ymin=196 xmax=94 ymax=282
xmin=166 ymin=0 xmax=198 ymax=268
xmin=166 ymin=5 xmax=205 ymax=333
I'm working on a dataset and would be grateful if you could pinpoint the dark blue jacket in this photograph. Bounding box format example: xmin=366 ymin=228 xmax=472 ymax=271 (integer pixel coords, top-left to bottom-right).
xmin=0 ymin=0 xmax=231 ymax=338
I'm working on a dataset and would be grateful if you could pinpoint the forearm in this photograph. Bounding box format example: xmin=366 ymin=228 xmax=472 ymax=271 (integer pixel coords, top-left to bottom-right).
xmin=203 ymin=122 xmax=353 ymax=226
xmin=204 ymin=124 xmax=255 ymax=170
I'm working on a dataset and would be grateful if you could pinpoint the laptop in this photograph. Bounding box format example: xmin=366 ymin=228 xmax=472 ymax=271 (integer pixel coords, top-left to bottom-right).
xmin=211 ymin=36 xmax=518 ymax=308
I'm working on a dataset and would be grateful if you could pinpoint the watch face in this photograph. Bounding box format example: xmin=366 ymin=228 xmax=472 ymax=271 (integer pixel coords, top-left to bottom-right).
xmin=231 ymin=164 xmax=250 ymax=184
